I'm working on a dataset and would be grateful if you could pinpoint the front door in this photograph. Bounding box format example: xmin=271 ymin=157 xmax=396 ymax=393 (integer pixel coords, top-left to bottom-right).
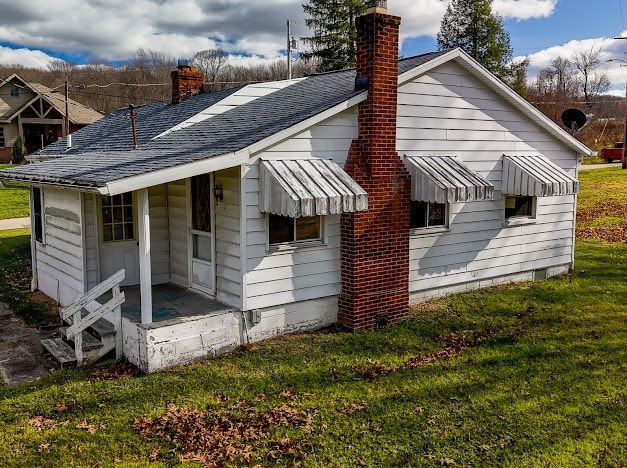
xmin=98 ymin=193 xmax=140 ymax=286
xmin=189 ymin=174 xmax=215 ymax=295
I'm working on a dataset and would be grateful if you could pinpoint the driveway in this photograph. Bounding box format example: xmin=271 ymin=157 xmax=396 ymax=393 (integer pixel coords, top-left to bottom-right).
xmin=580 ymin=161 xmax=622 ymax=170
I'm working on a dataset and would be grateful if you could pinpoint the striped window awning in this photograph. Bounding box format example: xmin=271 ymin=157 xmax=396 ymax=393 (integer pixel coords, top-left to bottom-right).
xmin=258 ymin=158 xmax=368 ymax=217
xmin=404 ymin=155 xmax=494 ymax=203
xmin=502 ymin=154 xmax=579 ymax=197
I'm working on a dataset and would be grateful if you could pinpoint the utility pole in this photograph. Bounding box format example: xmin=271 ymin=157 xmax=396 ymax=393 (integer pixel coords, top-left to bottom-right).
xmin=624 ymin=81 xmax=627 ymax=169
xmin=64 ymin=80 xmax=69 ymax=137
xmin=287 ymin=19 xmax=292 ymax=80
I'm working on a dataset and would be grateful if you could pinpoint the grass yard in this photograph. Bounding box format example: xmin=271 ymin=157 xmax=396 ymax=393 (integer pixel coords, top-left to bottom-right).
xmin=0 ymin=164 xmax=30 ymax=219
xmin=0 ymin=170 xmax=625 ymax=466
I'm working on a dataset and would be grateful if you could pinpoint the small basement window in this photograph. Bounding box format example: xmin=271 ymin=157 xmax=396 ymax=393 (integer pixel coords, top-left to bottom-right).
xmin=269 ymin=214 xmax=321 ymax=246
xmin=33 ymin=187 xmax=43 ymax=243
xmin=505 ymin=195 xmax=535 ymax=219
xmin=410 ymin=201 xmax=447 ymax=230
xmin=101 ymin=193 xmax=134 ymax=241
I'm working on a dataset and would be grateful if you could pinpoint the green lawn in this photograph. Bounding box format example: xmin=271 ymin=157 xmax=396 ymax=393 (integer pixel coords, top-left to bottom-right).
xmin=0 ymin=165 xmax=30 ymax=219
xmin=0 ymin=171 xmax=625 ymax=466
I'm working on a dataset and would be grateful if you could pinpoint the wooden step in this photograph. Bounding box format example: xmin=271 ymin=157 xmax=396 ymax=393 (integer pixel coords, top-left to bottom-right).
xmin=41 ymin=338 xmax=76 ymax=368
xmin=65 ymin=313 xmax=115 ymax=340
xmin=59 ymin=328 xmax=104 ymax=351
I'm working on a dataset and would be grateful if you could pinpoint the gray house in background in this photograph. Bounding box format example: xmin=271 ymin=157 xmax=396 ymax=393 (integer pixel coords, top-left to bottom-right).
xmin=0 ymin=6 xmax=591 ymax=372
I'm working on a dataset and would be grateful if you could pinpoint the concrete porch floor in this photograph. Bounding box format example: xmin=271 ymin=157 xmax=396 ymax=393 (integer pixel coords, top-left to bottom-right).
xmin=120 ymin=284 xmax=235 ymax=323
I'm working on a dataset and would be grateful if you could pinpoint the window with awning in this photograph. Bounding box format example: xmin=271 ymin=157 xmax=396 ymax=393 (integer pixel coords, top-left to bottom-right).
xmin=502 ymin=154 xmax=579 ymax=197
xmin=258 ymin=158 xmax=368 ymax=218
xmin=404 ymin=155 xmax=494 ymax=203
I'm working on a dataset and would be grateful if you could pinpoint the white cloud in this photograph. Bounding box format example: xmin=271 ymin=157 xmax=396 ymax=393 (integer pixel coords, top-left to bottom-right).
xmin=0 ymin=45 xmax=57 ymax=69
xmin=520 ymin=35 xmax=627 ymax=92
xmin=493 ymin=0 xmax=557 ymax=20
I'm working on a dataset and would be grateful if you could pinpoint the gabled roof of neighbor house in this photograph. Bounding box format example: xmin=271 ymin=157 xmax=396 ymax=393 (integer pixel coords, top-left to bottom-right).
xmin=0 ymin=74 xmax=103 ymax=124
xmin=0 ymin=49 xmax=591 ymax=195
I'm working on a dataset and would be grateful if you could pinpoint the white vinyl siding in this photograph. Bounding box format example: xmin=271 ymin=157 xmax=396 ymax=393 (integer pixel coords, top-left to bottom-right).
xmin=35 ymin=187 xmax=85 ymax=301
xmin=261 ymin=108 xmax=357 ymax=166
xmin=244 ymin=162 xmax=341 ymax=310
xmin=215 ymin=167 xmax=242 ymax=308
xmin=148 ymin=184 xmax=170 ymax=284
xmin=83 ymin=193 xmax=99 ymax=289
xmin=167 ymin=180 xmax=189 ymax=287
xmin=399 ymin=62 xmax=577 ymax=298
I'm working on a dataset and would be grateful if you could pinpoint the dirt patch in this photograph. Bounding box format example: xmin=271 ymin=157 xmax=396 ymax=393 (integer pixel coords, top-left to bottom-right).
xmin=0 ymin=301 xmax=58 ymax=387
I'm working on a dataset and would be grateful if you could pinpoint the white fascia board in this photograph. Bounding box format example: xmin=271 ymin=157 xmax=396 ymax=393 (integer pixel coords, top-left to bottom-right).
xmin=244 ymin=92 xmax=366 ymax=157
xmin=399 ymin=48 xmax=593 ymax=157
xmin=101 ymin=150 xmax=250 ymax=195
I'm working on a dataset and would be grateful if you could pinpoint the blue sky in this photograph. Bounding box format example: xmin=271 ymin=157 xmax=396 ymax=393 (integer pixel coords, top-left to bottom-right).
xmin=0 ymin=0 xmax=626 ymax=92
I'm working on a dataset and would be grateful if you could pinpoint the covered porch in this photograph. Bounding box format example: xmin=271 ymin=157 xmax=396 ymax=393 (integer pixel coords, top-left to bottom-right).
xmin=120 ymin=284 xmax=236 ymax=324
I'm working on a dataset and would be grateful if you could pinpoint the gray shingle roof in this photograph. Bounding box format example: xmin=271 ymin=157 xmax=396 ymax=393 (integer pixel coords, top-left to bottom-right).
xmin=1 ymin=52 xmax=445 ymax=189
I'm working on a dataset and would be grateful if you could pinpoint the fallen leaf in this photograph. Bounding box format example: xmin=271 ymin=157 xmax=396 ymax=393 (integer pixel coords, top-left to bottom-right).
xmin=440 ymin=457 xmax=455 ymax=466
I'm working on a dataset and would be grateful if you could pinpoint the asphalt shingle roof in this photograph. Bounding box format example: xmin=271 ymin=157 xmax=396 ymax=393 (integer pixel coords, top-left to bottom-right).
xmin=1 ymin=52 xmax=445 ymax=189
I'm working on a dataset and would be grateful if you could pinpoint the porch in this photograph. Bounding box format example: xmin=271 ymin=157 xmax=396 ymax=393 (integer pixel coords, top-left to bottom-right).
xmin=120 ymin=284 xmax=235 ymax=324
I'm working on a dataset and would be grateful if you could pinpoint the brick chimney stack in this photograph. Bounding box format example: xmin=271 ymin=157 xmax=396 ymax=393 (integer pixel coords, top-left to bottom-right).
xmin=171 ymin=61 xmax=205 ymax=104
xmin=339 ymin=4 xmax=411 ymax=330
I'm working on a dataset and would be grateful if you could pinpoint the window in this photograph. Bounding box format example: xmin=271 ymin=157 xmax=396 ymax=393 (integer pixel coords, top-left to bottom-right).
xmin=191 ymin=174 xmax=212 ymax=261
xmin=0 ymin=128 xmax=4 ymax=147
xmin=10 ymin=85 xmax=19 ymax=97
xmin=505 ymin=196 xmax=534 ymax=219
xmin=410 ymin=201 xmax=447 ymax=229
xmin=101 ymin=193 xmax=134 ymax=241
xmin=269 ymin=214 xmax=321 ymax=245
xmin=33 ymin=187 xmax=43 ymax=243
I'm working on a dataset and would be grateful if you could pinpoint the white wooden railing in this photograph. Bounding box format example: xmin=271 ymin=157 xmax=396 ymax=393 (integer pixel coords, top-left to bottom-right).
xmin=60 ymin=269 xmax=126 ymax=366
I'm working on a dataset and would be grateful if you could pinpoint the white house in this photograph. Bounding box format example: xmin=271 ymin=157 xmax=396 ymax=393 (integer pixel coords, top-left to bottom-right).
xmin=0 ymin=6 xmax=591 ymax=373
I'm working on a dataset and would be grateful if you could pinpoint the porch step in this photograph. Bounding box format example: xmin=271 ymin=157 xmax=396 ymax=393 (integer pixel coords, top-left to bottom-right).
xmin=65 ymin=314 xmax=115 ymax=340
xmin=59 ymin=327 xmax=104 ymax=351
xmin=41 ymin=338 xmax=77 ymax=368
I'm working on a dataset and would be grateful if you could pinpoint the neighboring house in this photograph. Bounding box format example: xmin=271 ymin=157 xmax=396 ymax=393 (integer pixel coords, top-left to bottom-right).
xmin=0 ymin=6 xmax=591 ymax=373
xmin=0 ymin=75 xmax=102 ymax=162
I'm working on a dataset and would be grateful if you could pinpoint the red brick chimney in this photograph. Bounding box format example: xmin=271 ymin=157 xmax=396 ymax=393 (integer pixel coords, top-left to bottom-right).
xmin=339 ymin=4 xmax=411 ymax=330
xmin=171 ymin=62 xmax=205 ymax=104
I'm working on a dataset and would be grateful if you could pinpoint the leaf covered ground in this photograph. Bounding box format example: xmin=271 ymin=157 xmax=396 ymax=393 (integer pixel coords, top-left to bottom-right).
xmin=0 ymin=169 xmax=625 ymax=466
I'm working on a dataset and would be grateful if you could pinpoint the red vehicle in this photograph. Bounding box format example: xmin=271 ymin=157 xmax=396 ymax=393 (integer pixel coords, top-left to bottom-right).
xmin=600 ymin=142 xmax=623 ymax=162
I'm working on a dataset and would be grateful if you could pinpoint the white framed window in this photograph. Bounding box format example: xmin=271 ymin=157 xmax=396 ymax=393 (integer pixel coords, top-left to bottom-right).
xmin=268 ymin=214 xmax=322 ymax=247
xmin=32 ymin=187 xmax=44 ymax=244
xmin=101 ymin=193 xmax=135 ymax=242
xmin=410 ymin=200 xmax=448 ymax=231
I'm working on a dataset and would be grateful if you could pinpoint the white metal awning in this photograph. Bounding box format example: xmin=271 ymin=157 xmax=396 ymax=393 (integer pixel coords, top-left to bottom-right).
xmin=258 ymin=158 xmax=368 ymax=217
xmin=502 ymin=154 xmax=579 ymax=197
xmin=404 ymin=155 xmax=494 ymax=203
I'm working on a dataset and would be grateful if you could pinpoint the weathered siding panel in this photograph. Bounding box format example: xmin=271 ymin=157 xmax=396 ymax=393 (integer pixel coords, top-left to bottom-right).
xmin=263 ymin=108 xmax=357 ymax=166
xmin=167 ymin=180 xmax=188 ymax=287
xmin=400 ymin=62 xmax=578 ymax=299
xmin=83 ymin=193 xmax=99 ymax=289
xmin=149 ymin=184 xmax=169 ymax=284
xmin=215 ymin=167 xmax=242 ymax=308
xmin=36 ymin=187 xmax=84 ymax=304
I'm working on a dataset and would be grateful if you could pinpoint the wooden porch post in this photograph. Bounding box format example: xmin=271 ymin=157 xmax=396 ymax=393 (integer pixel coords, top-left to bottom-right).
xmin=137 ymin=188 xmax=152 ymax=324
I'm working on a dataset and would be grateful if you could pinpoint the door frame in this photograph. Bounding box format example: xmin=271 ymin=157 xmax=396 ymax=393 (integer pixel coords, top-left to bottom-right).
xmin=96 ymin=191 xmax=140 ymax=286
xmin=187 ymin=174 xmax=216 ymax=296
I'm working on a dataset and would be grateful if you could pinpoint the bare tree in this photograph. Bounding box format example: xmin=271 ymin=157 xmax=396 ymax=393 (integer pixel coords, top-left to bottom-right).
xmin=192 ymin=49 xmax=228 ymax=90
xmin=572 ymin=47 xmax=610 ymax=107
xmin=47 ymin=59 xmax=75 ymax=83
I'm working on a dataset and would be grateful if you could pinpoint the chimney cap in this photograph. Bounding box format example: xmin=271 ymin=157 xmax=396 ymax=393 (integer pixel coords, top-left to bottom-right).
xmin=366 ymin=0 xmax=387 ymax=13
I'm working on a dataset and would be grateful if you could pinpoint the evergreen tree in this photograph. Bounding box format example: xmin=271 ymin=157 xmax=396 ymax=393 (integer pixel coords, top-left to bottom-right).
xmin=437 ymin=0 xmax=513 ymax=80
xmin=301 ymin=0 xmax=375 ymax=72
